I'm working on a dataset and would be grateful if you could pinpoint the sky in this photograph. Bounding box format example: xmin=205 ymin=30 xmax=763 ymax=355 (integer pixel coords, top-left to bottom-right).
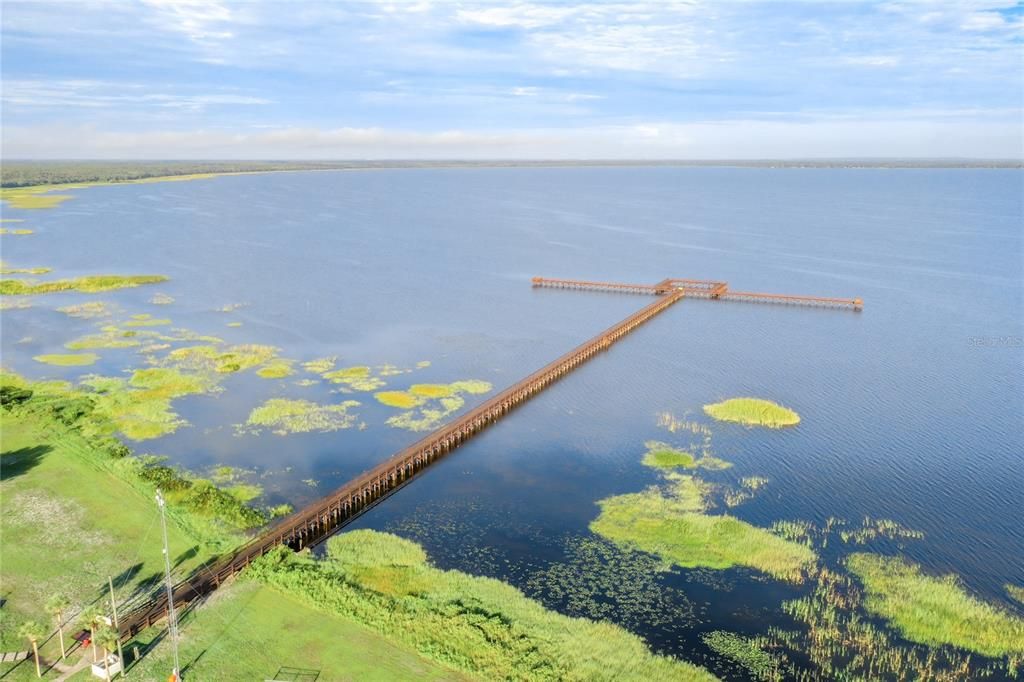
xmin=1 ymin=0 xmax=1021 ymax=159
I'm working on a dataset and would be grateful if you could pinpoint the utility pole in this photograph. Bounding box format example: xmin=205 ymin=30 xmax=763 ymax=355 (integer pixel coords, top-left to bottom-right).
xmin=155 ymin=490 xmax=181 ymax=682
xmin=107 ymin=576 xmax=126 ymax=678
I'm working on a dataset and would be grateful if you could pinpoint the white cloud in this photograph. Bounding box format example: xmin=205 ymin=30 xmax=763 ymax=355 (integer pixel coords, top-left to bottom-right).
xmin=842 ymin=55 xmax=901 ymax=67
xmin=4 ymin=112 xmax=1019 ymax=160
xmin=1 ymin=80 xmax=271 ymax=112
xmin=456 ymin=4 xmax=579 ymax=29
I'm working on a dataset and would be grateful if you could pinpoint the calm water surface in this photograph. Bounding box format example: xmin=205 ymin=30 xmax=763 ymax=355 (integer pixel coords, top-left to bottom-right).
xmin=3 ymin=167 xmax=1021 ymax=677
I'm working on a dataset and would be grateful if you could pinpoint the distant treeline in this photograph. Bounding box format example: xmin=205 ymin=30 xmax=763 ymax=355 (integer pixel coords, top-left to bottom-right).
xmin=2 ymin=158 xmax=1019 ymax=187
xmin=0 ymin=161 xmax=362 ymax=187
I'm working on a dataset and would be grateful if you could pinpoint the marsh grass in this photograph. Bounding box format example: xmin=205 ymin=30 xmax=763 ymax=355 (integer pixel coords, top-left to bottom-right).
xmin=703 ymin=398 xmax=800 ymax=428
xmin=0 ymin=274 xmax=168 ymax=296
xmin=242 ymin=398 xmax=361 ymax=435
xmin=1008 ymin=584 xmax=1024 ymax=605
xmin=775 ymin=565 xmax=1018 ymax=680
xmin=32 ymin=353 xmax=100 ymax=367
xmin=846 ymin=553 xmax=1024 ymax=657
xmin=245 ymin=531 xmax=717 ymax=681
xmin=703 ymin=631 xmax=783 ymax=681
xmin=657 ymin=412 xmax=713 ymax=437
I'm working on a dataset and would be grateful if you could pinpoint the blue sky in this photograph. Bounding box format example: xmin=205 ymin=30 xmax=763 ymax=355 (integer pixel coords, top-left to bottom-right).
xmin=2 ymin=0 xmax=1021 ymax=158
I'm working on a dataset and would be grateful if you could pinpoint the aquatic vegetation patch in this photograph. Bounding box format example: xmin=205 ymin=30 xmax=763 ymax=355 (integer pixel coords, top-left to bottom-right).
xmin=777 ymin=566 xmax=1017 ymax=679
xmin=33 ymin=353 xmax=100 ymax=367
xmin=303 ymin=356 xmax=336 ymax=374
xmin=409 ymin=383 xmax=457 ymax=398
xmin=57 ymin=301 xmax=115 ymax=318
xmin=839 ymin=517 xmax=925 ymax=544
xmin=150 ymin=292 xmax=175 ymax=305
xmin=703 ymin=398 xmax=800 ymax=428
xmin=591 ymin=474 xmax=815 ymax=582
xmin=703 ymin=631 xmax=783 ymax=681
xmin=123 ymin=313 xmax=172 ymax=327
xmin=246 ymin=530 xmax=717 ymax=681
xmin=657 ymin=412 xmax=713 ymax=437
xmin=65 ymin=329 xmax=142 ymax=350
xmin=241 ymin=398 xmax=361 ymax=435
xmin=449 ymin=379 xmax=493 ymax=394
xmin=0 ymin=261 xmax=51 ymax=275
xmin=0 ymin=274 xmax=168 ymax=296
xmin=642 ymin=441 xmax=697 ymax=468
xmin=80 ymin=367 xmax=219 ymax=440
xmin=0 ymin=298 xmax=33 ymax=310
xmin=224 ymin=484 xmax=263 ymax=504
xmin=269 ymin=504 xmax=294 ymax=518
xmin=227 ymin=321 xmax=243 ymax=327
xmin=164 ymin=343 xmax=279 ymax=374
xmin=322 ymin=364 xmax=386 ymax=391
xmin=0 ymin=186 xmax=75 ymax=209
xmin=0 ymin=228 xmax=34 ymax=235
xmin=846 ymin=553 xmax=1024 ymax=657
xmin=383 ymin=379 xmax=493 ymax=431
xmin=525 ymin=536 xmax=700 ymax=633
xmin=374 ymin=390 xmax=424 ymax=409
xmin=256 ymin=361 xmax=295 ymax=379
xmin=1008 ymin=584 xmax=1024 ymax=605
xmin=725 ymin=476 xmax=771 ymax=508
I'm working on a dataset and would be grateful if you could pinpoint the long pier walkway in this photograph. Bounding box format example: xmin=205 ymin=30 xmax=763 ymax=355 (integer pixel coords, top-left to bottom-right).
xmin=118 ymin=284 xmax=687 ymax=637
xmin=117 ymin=275 xmax=860 ymax=638
xmin=533 ymin=276 xmax=863 ymax=310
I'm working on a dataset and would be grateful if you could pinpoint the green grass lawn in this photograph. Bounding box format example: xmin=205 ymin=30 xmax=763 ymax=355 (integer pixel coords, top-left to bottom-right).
xmin=0 ymin=410 xmax=217 ymax=655
xmin=104 ymin=581 xmax=471 ymax=681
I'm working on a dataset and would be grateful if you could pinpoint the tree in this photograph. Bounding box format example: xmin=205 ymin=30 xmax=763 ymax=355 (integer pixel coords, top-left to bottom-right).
xmin=78 ymin=605 xmax=105 ymax=663
xmin=45 ymin=593 xmax=71 ymax=660
xmin=94 ymin=625 xmax=119 ymax=681
xmin=18 ymin=620 xmax=47 ymax=678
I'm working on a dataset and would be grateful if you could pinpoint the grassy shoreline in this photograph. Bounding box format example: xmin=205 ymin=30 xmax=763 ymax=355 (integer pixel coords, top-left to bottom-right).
xmin=245 ymin=531 xmax=718 ymax=681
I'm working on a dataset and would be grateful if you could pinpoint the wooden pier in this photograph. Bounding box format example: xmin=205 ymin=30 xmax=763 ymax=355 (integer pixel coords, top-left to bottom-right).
xmin=116 ymin=275 xmax=860 ymax=638
xmin=533 ymin=277 xmax=863 ymax=311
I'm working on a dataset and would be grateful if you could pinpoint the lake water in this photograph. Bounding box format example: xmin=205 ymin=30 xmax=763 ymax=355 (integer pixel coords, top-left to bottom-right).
xmin=2 ymin=167 xmax=1021 ymax=678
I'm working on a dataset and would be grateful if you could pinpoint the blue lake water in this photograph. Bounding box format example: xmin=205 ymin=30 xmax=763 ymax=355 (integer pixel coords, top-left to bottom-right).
xmin=2 ymin=167 xmax=1021 ymax=678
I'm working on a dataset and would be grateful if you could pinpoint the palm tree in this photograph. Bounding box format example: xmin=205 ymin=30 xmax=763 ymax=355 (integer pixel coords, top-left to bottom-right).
xmin=45 ymin=593 xmax=71 ymax=660
xmin=17 ymin=620 xmax=47 ymax=678
xmin=94 ymin=625 xmax=119 ymax=681
xmin=78 ymin=605 xmax=105 ymax=663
